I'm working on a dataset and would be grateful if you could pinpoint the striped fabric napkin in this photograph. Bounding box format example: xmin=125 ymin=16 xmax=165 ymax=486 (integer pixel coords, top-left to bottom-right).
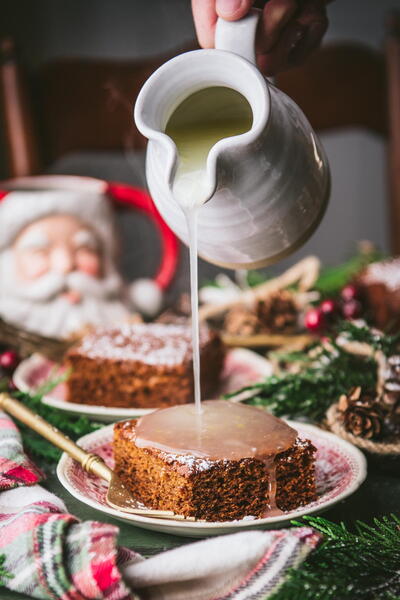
xmin=0 ymin=410 xmax=321 ymax=600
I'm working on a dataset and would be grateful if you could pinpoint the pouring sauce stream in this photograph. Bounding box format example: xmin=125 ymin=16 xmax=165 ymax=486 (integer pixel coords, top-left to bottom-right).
xmin=137 ymin=87 xmax=295 ymax=515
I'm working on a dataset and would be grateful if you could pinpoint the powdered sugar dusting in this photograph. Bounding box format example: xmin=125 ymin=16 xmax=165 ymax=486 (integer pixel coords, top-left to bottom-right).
xmin=362 ymin=259 xmax=400 ymax=290
xmin=75 ymin=323 xmax=211 ymax=366
xmin=164 ymin=452 xmax=215 ymax=473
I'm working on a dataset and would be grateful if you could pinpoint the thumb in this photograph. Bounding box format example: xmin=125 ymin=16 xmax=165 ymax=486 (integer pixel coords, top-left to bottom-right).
xmin=216 ymin=0 xmax=254 ymax=21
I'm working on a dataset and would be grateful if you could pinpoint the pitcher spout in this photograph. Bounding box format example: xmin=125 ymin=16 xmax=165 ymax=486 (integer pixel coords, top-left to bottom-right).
xmin=135 ymin=48 xmax=270 ymax=210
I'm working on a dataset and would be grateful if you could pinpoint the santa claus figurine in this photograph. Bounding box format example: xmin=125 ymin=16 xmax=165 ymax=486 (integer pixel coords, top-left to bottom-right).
xmin=0 ymin=176 xmax=178 ymax=339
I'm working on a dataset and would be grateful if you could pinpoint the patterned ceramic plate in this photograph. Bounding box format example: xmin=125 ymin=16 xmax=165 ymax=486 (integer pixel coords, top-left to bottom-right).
xmin=13 ymin=349 xmax=272 ymax=422
xmin=57 ymin=422 xmax=367 ymax=538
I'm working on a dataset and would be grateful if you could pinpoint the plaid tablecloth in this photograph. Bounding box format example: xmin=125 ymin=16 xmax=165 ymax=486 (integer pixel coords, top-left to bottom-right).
xmin=0 ymin=410 xmax=321 ymax=600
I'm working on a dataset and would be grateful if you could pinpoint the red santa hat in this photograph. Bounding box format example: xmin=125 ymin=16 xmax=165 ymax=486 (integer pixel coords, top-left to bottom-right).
xmin=0 ymin=175 xmax=179 ymax=316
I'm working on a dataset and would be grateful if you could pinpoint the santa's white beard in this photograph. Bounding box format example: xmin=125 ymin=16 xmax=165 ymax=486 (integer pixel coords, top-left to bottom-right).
xmin=0 ymin=250 xmax=131 ymax=338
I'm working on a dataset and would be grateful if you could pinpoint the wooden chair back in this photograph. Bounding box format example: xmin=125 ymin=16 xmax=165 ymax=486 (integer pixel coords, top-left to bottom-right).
xmin=385 ymin=12 xmax=400 ymax=254
xmin=0 ymin=14 xmax=399 ymax=251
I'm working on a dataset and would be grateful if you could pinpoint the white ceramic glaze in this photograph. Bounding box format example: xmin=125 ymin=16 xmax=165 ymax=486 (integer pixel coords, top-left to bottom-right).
xmin=57 ymin=421 xmax=367 ymax=538
xmin=134 ymin=10 xmax=330 ymax=269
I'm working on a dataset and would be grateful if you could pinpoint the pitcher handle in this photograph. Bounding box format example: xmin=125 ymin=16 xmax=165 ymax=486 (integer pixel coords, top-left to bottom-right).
xmin=215 ymin=8 xmax=260 ymax=65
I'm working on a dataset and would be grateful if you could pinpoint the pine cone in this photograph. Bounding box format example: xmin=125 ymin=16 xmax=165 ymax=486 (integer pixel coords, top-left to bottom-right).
xmin=256 ymin=290 xmax=298 ymax=334
xmin=223 ymin=304 xmax=261 ymax=336
xmin=338 ymin=386 xmax=384 ymax=439
xmin=224 ymin=290 xmax=299 ymax=336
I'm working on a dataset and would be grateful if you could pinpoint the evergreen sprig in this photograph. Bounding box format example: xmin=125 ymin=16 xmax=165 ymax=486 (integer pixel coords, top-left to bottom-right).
xmin=272 ymin=514 xmax=400 ymax=600
xmin=246 ymin=249 xmax=380 ymax=296
xmin=0 ymin=554 xmax=12 ymax=586
xmin=338 ymin=321 xmax=400 ymax=355
xmin=227 ymin=323 xmax=400 ymax=421
xmin=227 ymin=343 xmax=377 ymax=421
xmin=14 ymin=390 xmax=101 ymax=462
xmin=313 ymin=248 xmax=382 ymax=298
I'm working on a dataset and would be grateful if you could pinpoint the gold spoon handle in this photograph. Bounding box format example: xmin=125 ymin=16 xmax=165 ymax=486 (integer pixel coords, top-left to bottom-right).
xmin=0 ymin=393 xmax=112 ymax=483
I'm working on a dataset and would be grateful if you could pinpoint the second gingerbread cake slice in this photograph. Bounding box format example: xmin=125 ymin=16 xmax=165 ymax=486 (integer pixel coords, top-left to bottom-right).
xmin=65 ymin=323 xmax=224 ymax=408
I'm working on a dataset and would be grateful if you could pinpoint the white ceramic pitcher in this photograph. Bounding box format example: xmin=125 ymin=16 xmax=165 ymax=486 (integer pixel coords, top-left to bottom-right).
xmin=134 ymin=10 xmax=330 ymax=269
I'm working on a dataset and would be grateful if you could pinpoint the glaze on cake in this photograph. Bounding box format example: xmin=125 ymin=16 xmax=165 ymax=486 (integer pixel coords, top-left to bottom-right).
xmin=113 ymin=400 xmax=317 ymax=521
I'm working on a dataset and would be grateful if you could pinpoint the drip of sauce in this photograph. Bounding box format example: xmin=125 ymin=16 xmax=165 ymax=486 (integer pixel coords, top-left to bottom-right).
xmin=165 ymin=87 xmax=252 ymax=413
xmin=263 ymin=457 xmax=280 ymax=516
xmin=185 ymin=207 xmax=201 ymax=413
xmin=157 ymin=87 xmax=294 ymax=515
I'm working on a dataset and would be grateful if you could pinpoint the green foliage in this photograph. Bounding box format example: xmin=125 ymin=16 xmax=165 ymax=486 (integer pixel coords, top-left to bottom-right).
xmin=272 ymin=515 xmax=400 ymax=600
xmin=201 ymin=270 xmax=272 ymax=289
xmin=227 ymin=323 xmax=400 ymax=422
xmin=201 ymin=249 xmax=381 ymax=297
xmin=269 ymin=344 xmax=320 ymax=368
xmin=0 ymin=554 xmax=12 ymax=585
xmin=313 ymin=248 xmax=381 ymax=298
xmin=228 ymin=343 xmax=377 ymax=421
xmin=200 ymin=278 xmax=224 ymax=289
xmin=35 ymin=367 xmax=71 ymax=396
xmin=246 ymin=270 xmax=271 ymax=287
xmin=14 ymin=390 xmax=101 ymax=462
xmin=245 ymin=249 xmax=381 ymax=296
xmin=338 ymin=321 xmax=400 ymax=355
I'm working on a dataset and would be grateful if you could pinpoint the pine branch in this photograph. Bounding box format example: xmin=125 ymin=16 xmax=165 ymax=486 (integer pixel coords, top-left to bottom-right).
xmin=227 ymin=344 xmax=377 ymax=421
xmin=246 ymin=270 xmax=272 ymax=287
xmin=272 ymin=515 xmax=400 ymax=600
xmin=338 ymin=321 xmax=400 ymax=355
xmin=228 ymin=323 xmax=400 ymax=422
xmin=247 ymin=249 xmax=380 ymax=294
xmin=313 ymin=249 xmax=381 ymax=297
xmin=0 ymin=554 xmax=13 ymax=585
xmin=14 ymin=390 xmax=101 ymax=462
xmin=269 ymin=342 xmax=320 ymax=368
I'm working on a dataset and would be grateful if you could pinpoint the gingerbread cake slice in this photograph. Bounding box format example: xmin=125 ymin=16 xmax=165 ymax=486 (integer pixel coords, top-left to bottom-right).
xmin=65 ymin=323 xmax=224 ymax=408
xmin=113 ymin=400 xmax=317 ymax=521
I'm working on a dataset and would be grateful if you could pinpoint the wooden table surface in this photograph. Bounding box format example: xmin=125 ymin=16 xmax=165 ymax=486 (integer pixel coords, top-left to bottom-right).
xmin=3 ymin=461 xmax=400 ymax=600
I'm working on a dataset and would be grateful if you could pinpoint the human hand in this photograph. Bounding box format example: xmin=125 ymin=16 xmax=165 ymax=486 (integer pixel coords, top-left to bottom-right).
xmin=191 ymin=0 xmax=330 ymax=76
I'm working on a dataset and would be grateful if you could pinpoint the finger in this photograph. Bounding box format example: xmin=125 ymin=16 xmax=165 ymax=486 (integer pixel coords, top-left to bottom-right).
xmin=192 ymin=0 xmax=218 ymax=48
xmin=257 ymin=5 xmax=328 ymax=75
xmin=288 ymin=0 xmax=328 ymax=62
xmin=257 ymin=0 xmax=298 ymax=53
xmin=288 ymin=16 xmax=328 ymax=65
xmin=296 ymin=0 xmax=328 ymax=29
xmin=215 ymin=0 xmax=253 ymax=21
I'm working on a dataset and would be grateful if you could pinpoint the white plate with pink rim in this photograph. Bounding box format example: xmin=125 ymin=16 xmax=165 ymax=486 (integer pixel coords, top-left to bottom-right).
xmin=13 ymin=348 xmax=272 ymax=422
xmin=57 ymin=421 xmax=367 ymax=538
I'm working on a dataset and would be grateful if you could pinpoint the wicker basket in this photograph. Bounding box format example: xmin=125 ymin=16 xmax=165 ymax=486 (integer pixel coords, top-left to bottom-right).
xmin=326 ymin=403 xmax=400 ymax=473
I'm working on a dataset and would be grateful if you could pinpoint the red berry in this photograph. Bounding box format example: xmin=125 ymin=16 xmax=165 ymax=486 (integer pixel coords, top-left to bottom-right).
xmin=320 ymin=299 xmax=338 ymax=316
xmin=0 ymin=350 xmax=19 ymax=371
xmin=342 ymin=299 xmax=362 ymax=320
xmin=341 ymin=284 xmax=360 ymax=302
xmin=305 ymin=308 xmax=326 ymax=332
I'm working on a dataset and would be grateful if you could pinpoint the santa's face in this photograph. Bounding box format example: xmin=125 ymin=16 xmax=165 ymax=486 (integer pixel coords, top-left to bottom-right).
xmin=0 ymin=214 xmax=130 ymax=338
xmin=13 ymin=215 xmax=102 ymax=303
